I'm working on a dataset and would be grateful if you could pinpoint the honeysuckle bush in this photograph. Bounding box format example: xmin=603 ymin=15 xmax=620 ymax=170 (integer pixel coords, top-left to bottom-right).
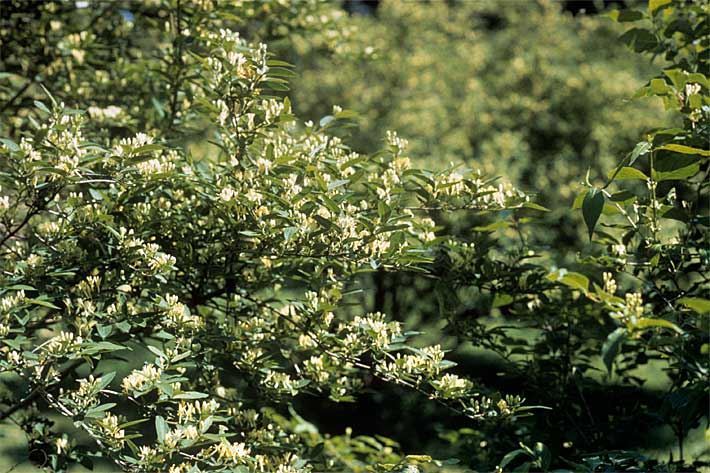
xmin=0 ymin=0 xmax=350 ymax=138
xmin=0 ymin=1 xmax=538 ymax=471
xmin=287 ymin=0 xmax=666 ymax=252
xmin=0 ymin=0 xmax=708 ymax=472
xmin=433 ymin=0 xmax=710 ymax=470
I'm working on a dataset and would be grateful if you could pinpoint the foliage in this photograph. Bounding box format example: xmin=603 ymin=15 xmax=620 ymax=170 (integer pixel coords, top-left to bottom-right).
xmin=0 ymin=1 xmax=529 ymax=471
xmin=431 ymin=0 xmax=710 ymax=470
xmin=287 ymin=0 xmax=666 ymax=251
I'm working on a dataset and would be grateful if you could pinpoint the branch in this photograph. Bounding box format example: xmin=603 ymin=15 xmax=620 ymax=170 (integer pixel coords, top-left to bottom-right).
xmin=0 ymin=359 xmax=83 ymax=422
xmin=0 ymin=80 xmax=32 ymax=115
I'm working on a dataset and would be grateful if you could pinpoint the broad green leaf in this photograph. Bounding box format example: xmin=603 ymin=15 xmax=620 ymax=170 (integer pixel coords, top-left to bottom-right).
xmin=678 ymin=297 xmax=710 ymax=314
xmin=656 ymin=144 xmax=710 ymax=157
xmin=653 ymin=163 xmax=699 ymax=181
xmin=499 ymin=449 xmax=528 ymax=469
xmin=98 ymin=372 xmax=116 ymax=390
xmin=602 ymin=328 xmax=628 ymax=373
xmin=610 ymin=9 xmax=643 ymax=22
xmin=619 ymin=28 xmax=658 ymax=52
xmin=609 ymin=167 xmax=648 ymax=181
xmin=634 ymin=318 xmax=682 ymax=333
xmin=582 ymin=188 xmax=604 ymax=241
xmin=559 ymin=272 xmax=589 ymax=293
xmin=492 ymin=293 xmax=514 ymax=308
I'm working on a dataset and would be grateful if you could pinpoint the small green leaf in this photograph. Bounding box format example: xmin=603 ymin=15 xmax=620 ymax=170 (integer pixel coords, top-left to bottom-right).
xmin=117 ymin=284 xmax=132 ymax=293
xmin=319 ymin=115 xmax=335 ymax=128
xmin=629 ymin=141 xmax=652 ymax=166
xmin=634 ymin=318 xmax=682 ymax=333
xmin=678 ymin=297 xmax=710 ymax=314
xmin=522 ymin=202 xmax=550 ymax=212
xmin=28 ymin=298 xmax=61 ymax=310
xmin=649 ymin=0 xmax=672 ymax=13
xmin=0 ymin=138 xmax=20 ymax=152
xmin=174 ymin=391 xmax=208 ymax=400
xmin=602 ymin=328 xmax=628 ymax=373
xmin=85 ymin=403 xmax=117 ymax=418
xmin=559 ymin=272 xmax=590 ymax=293
xmin=609 ymin=167 xmax=649 ymax=181
xmin=650 ymin=78 xmax=669 ymax=94
xmin=283 ymin=226 xmax=298 ymax=242
xmin=582 ymin=188 xmax=605 ymax=241
xmin=155 ymin=415 xmax=168 ymax=443
xmin=98 ymin=372 xmax=116 ymax=390
xmin=34 ymin=100 xmax=51 ymax=114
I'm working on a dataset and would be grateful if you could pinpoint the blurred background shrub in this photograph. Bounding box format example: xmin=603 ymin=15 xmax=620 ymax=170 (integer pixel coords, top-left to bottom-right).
xmin=286 ymin=0 xmax=666 ymax=251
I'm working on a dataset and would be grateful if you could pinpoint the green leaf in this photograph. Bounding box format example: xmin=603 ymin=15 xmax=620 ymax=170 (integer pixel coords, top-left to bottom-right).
xmin=28 ymin=298 xmax=61 ymax=310
xmin=117 ymin=284 xmax=132 ymax=293
xmin=602 ymin=328 xmax=628 ymax=373
xmin=650 ymin=78 xmax=669 ymax=94
xmin=98 ymin=372 xmax=116 ymax=390
xmin=656 ymin=144 xmax=710 ymax=157
xmin=614 ymin=9 xmax=643 ymax=22
xmin=678 ymin=297 xmax=710 ymax=314
xmin=155 ymin=415 xmax=168 ymax=443
xmin=609 ymin=167 xmax=649 ymax=181
xmin=499 ymin=449 xmax=528 ymax=469
xmin=97 ymin=324 xmax=112 ymax=339
xmin=493 ymin=293 xmax=514 ymax=308
xmin=327 ymin=179 xmax=349 ymax=191
xmin=34 ymin=100 xmax=51 ymax=114
xmin=319 ymin=115 xmax=335 ymax=128
xmin=619 ymin=28 xmax=658 ymax=52
xmin=82 ymin=342 xmax=127 ymax=354
xmin=133 ymin=144 xmax=163 ymax=155
xmin=174 ymin=391 xmax=208 ymax=400
xmin=653 ymin=163 xmax=699 ymax=181
xmin=634 ymin=318 xmax=682 ymax=333
xmin=582 ymin=188 xmax=604 ymax=241
xmin=629 ymin=141 xmax=652 ymax=166
xmin=283 ymin=226 xmax=298 ymax=242
xmin=0 ymin=138 xmax=20 ymax=152
xmin=533 ymin=443 xmax=551 ymax=471
xmin=558 ymin=272 xmax=590 ymax=293
xmin=649 ymin=0 xmax=672 ymax=14
xmin=473 ymin=221 xmax=510 ymax=232
xmin=522 ymin=202 xmax=550 ymax=212
xmin=85 ymin=403 xmax=117 ymax=418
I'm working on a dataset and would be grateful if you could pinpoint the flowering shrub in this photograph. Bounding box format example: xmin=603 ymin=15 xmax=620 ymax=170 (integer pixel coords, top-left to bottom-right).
xmin=288 ymin=0 xmax=665 ymax=250
xmin=0 ymin=1 xmax=533 ymax=471
xmin=0 ymin=0 xmax=707 ymax=472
